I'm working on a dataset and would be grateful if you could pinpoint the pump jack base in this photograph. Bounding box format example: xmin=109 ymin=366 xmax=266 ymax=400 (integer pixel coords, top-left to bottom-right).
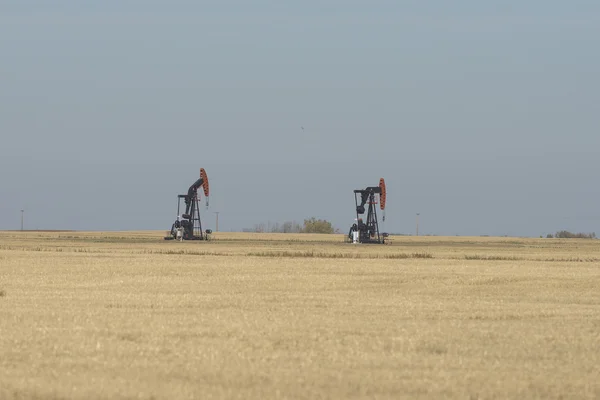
xmin=163 ymin=235 xmax=209 ymax=241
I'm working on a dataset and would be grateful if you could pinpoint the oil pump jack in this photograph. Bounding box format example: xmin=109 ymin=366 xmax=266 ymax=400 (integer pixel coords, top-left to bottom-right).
xmin=164 ymin=168 xmax=212 ymax=241
xmin=348 ymin=178 xmax=388 ymax=244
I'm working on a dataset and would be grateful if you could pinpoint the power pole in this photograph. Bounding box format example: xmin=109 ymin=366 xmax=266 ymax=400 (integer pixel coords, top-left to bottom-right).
xmin=21 ymin=209 xmax=24 ymax=231
xmin=416 ymin=213 xmax=420 ymax=236
xmin=214 ymin=212 xmax=219 ymax=232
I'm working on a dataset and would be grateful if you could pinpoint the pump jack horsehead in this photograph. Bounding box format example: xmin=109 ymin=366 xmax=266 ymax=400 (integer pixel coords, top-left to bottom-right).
xmin=164 ymin=168 xmax=212 ymax=241
xmin=349 ymin=178 xmax=388 ymax=244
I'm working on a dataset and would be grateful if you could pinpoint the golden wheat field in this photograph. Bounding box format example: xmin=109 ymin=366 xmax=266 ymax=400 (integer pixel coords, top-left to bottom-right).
xmin=1 ymin=230 xmax=599 ymax=400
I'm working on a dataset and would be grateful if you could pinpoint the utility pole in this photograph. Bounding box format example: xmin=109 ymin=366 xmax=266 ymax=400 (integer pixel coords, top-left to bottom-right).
xmin=416 ymin=213 xmax=420 ymax=236
xmin=21 ymin=209 xmax=24 ymax=231
xmin=214 ymin=212 xmax=219 ymax=232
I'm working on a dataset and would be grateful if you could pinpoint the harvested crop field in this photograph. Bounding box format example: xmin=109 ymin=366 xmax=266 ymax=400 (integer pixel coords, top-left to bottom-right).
xmin=1 ymin=231 xmax=599 ymax=399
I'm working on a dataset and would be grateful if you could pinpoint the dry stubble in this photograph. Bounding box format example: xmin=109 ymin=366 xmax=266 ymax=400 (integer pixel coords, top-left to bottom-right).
xmin=1 ymin=231 xmax=599 ymax=399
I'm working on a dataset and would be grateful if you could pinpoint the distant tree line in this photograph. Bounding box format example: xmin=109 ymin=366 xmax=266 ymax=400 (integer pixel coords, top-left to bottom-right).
xmin=302 ymin=217 xmax=335 ymax=234
xmin=243 ymin=217 xmax=335 ymax=234
xmin=546 ymin=231 xmax=596 ymax=239
xmin=249 ymin=221 xmax=303 ymax=234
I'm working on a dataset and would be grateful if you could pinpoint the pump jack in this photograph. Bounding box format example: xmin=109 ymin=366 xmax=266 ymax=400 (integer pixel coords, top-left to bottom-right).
xmin=348 ymin=178 xmax=388 ymax=244
xmin=164 ymin=168 xmax=212 ymax=241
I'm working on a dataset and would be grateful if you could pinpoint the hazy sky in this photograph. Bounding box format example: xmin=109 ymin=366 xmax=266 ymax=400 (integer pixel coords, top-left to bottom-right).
xmin=1 ymin=1 xmax=599 ymax=236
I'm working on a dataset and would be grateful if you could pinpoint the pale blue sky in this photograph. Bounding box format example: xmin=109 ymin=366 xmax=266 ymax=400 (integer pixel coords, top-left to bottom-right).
xmin=1 ymin=1 xmax=599 ymax=236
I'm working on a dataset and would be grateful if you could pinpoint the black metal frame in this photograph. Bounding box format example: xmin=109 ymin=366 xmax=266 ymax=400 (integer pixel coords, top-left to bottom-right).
xmin=165 ymin=176 xmax=210 ymax=241
xmin=350 ymin=186 xmax=385 ymax=244
xmin=176 ymin=194 xmax=205 ymax=240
